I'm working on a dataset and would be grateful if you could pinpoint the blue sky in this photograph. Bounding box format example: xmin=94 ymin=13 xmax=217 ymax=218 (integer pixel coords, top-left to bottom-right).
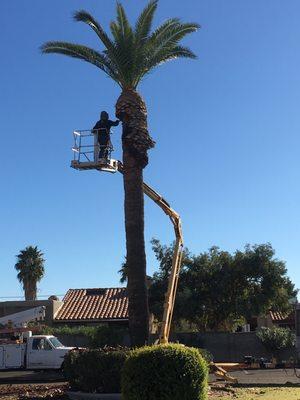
xmin=1 ymin=0 xmax=299 ymax=299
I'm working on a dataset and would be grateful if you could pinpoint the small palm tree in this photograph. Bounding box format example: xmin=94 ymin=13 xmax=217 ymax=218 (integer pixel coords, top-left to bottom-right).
xmin=41 ymin=0 xmax=199 ymax=345
xmin=15 ymin=246 xmax=45 ymax=301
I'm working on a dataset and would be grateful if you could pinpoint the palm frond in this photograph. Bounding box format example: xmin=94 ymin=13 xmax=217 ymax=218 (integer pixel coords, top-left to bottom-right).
xmin=110 ymin=21 xmax=121 ymax=42
xmin=150 ymin=22 xmax=200 ymax=52
xmin=148 ymin=18 xmax=181 ymax=44
xmin=116 ymin=2 xmax=133 ymax=40
xmin=148 ymin=45 xmax=197 ymax=68
xmin=42 ymin=1 xmax=200 ymax=90
xmin=112 ymin=2 xmax=136 ymax=86
xmin=73 ymin=8 xmax=122 ymax=78
xmin=135 ymin=0 xmax=158 ymax=44
xmin=131 ymin=44 xmax=197 ymax=88
xmin=41 ymin=41 xmax=120 ymax=84
xmin=73 ymin=10 xmax=115 ymax=53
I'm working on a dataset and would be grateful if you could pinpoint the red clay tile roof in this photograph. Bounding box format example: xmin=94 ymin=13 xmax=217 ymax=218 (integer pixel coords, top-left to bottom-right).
xmin=269 ymin=310 xmax=294 ymax=323
xmin=55 ymin=288 xmax=128 ymax=321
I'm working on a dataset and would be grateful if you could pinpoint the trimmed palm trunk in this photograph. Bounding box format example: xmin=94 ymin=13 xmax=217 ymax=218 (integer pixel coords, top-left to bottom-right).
xmin=117 ymin=89 xmax=154 ymax=345
xmin=122 ymin=148 xmax=149 ymax=344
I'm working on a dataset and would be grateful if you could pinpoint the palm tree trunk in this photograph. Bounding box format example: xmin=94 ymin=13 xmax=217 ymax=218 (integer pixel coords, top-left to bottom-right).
xmin=24 ymin=280 xmax=37 ymax=301
xmin=116 ymin=89 xmax=155 ymax=346
xmin=30 ymin=281 xmax=37 ymax=301
xmin=24 ymin=281 xmax=31 ymax=301
xmin=123 ymin=145 xmax=149 ymax=345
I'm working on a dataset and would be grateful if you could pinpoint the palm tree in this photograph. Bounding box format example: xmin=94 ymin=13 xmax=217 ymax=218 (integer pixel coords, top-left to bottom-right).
xmin=15 ymin=246 xmax=45 ymax=301
xmin=41 ymin=0 xmax=199 ymax=346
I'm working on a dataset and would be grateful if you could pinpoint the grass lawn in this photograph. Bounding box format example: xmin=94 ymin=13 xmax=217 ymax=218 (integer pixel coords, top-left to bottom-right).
xmin=210 ymin=387 xmax=300 ymax=399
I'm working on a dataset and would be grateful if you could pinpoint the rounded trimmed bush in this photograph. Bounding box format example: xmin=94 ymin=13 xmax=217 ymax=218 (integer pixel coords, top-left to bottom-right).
xmin=121 ymin=344 xmax=208 ymax=400
xmin=64 ymin=348 xmax=129 ymax=393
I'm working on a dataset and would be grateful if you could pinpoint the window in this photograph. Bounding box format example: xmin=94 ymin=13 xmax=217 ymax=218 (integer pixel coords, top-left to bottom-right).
xmin=48 ymin=337 xmax=63 ymax=348
xmin=32 ymin=338 xmax=52 ymax=351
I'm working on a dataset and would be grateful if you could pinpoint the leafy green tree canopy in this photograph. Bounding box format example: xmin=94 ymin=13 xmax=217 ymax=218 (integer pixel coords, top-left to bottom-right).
xmin=148 ymin=240 xmax=297 ymax=331
xmin=257 ymin=326 xmax=296 ymax=356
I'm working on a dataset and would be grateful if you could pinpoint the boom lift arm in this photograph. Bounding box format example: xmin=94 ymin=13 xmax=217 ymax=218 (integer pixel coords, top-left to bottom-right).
xmin=71 ymin=131 xmax=183 ymax=343
xmin=71 ymin=131 xmax=238 ymax=381
xmin=117 ymin=162 xmax=183 ymax=344
xmin=0 ymin=306 xmax=46 ymax=330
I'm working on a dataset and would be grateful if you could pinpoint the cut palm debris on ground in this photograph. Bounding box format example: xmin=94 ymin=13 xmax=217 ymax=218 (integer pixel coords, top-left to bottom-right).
xmin=210 ymin=386 xmax=300 ymax=399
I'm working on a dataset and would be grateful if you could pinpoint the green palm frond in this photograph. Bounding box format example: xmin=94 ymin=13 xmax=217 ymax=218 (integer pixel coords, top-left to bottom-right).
xmin=148 ymin=18 xmax=180 ymax=41
xmin=110 ymin=21 xmax=122 ymax=42
xmin=41 ymin=1 xmax=200 ymax=89
xmin=149 ymin=45 xmax=197 ymax=67
xmin=41 ymin=41 xmax=120 ymax=83
xmin=116 ymin=2 xmax=133 ymax=40
xmin=149 ymin=22 xmax=200 ymax=53
xmin=135 ymin=0 xmax=158 ymax=44
xmin=73 ymin=10 xmax=115 ymax=53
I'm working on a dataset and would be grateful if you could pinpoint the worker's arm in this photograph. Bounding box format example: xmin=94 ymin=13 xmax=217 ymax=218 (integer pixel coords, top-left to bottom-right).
xmin=109 ymin=120 xmax=120 ymax=127
xmin=92 ymin=121 xmax=99 ymax=130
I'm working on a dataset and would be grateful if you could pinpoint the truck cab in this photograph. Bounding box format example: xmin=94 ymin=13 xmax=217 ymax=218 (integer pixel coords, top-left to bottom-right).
xmin=26 ymin=335 xmax=73 ymax=369
xmin=0 ymin=334 xmax=73 ymax=370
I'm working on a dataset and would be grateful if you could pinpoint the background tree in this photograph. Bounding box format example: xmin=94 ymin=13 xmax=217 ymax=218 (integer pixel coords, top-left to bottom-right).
xmin=149 ymin=240 xmax=297 ymax=332
xmin=257 ymin=327 xmax=296 ymax=359
xmin=41 ymin=1 xmax=199 ymax=345
xmin=15 ymin=246 xmax=45 ymax=301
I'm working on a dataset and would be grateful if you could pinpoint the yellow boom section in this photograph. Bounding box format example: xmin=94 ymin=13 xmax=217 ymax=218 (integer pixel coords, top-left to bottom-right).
xmin=118 ymin=162 xmax=184 ymax=344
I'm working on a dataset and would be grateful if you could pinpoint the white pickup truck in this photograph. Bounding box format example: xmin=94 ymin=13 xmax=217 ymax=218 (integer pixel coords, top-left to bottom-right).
xmin=0 ymin=333 xmax=73 ymax=370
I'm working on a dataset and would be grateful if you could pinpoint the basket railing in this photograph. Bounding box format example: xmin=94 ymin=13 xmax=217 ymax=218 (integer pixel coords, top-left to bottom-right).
xmin=72 ymin=129 xmax=113 ymax=163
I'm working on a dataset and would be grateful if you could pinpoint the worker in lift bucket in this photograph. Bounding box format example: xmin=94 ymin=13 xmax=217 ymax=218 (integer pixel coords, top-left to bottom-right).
xmin=92 ymin=111 xmax=120 ymax=160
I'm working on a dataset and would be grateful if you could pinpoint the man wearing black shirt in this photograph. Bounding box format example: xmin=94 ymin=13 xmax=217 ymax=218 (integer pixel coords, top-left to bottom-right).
xmin=92 ymin=111 xmax=120 ymax=160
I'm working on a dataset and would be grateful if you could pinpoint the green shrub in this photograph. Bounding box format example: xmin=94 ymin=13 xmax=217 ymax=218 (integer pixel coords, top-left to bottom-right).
xmin=198 ymin=348 xmax=213 ymax=363
xmin=36 ymin=324 xmax=127 ymax=348
xmin=36 ymin=325 xmax=96 ymax=336
xmin=88 ymin=325 xmax=126 ymax=348
xmin=122 ymin=344 xmax=208 ymax=400
xmin=64 ymin=348 xmax=129 ymax=393
xmin=257 ymin=327 xmax=296 ymax=358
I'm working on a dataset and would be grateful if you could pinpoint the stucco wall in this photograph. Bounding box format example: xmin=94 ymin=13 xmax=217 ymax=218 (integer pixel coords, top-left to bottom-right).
xmin=167 ymin=332 xmax=295 ymax=362
xmin=0 ymin=300 xmax=63 ymax=326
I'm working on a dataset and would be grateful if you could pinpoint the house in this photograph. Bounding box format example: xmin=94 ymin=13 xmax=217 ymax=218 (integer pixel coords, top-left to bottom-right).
xmin=0 ymin=288 xmax=159 ymax=332
xmin=256 ymin=310 xmax=296 ymax=330
xmin=0 ymin=288 xmax=128 ymax=327
xmin=53 ymin=287 xmax=128 ymax=327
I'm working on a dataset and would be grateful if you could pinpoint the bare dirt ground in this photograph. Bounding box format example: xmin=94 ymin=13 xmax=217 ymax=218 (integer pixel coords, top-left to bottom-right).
xmin=209 ymin=385 xmax=300 ymax=399
xmin=0 ymin=369 xmax=299 ymax=399
xmin=0 ymin=383 xmax=68 ymax=400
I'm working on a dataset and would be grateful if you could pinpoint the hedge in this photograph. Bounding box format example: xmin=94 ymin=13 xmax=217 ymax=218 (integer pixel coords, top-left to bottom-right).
xmin=36 ymin=324 xmax=127 ymax=348
xmin=63 ymin=347 xmax=129 ymax=393
xmin=122 ymin=344 xmax=208 ymax=400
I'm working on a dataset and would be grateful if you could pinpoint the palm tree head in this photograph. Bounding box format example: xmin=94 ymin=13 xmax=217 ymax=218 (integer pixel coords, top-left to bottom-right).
xmin=41 ymin=1 xmax=199 ymax=90
xmin=15 ymin=245 xmax=45 ymax=285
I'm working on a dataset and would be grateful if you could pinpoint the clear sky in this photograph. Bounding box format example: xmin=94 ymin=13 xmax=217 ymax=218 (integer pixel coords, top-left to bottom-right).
xmin=1 ymin=0 xmax=299 ymax=300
